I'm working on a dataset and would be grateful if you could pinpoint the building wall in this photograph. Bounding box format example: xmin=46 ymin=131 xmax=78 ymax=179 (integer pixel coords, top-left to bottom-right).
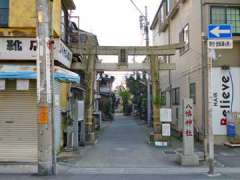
xmin=1 ymin=0 xmax=62 ymax=37
xmin=152 ymin=0 xmax=240 ymax=144
xmin=154 ymin=0 xmax=204 ymax=133
xmin=9 ymin=0 xmax=36 ymax=28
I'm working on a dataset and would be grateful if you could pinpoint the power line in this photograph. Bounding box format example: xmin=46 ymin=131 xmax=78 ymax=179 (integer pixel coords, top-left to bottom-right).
xmin=129 ymin=0 xmax=144 ymax=16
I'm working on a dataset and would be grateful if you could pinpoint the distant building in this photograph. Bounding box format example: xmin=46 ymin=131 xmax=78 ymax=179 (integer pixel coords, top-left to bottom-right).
xmin=97 ymin=73 xmax=115 ymax=121
xmin=151 ymin=0 xmax=240 ymax=144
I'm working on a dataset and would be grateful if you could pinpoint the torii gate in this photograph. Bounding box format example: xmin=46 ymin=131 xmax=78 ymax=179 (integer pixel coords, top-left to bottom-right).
xmin=70 ymin=32 xmax=183 ymax=143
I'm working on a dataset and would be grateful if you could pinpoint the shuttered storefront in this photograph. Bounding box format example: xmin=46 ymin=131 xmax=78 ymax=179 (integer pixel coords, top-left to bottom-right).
xmin=0 ymin=80 xmax=38 ymax=163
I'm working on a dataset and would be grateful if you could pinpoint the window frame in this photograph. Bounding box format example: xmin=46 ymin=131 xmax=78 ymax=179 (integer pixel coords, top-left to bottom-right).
xmin=179 ymin=23 xmax=190 ymax=55
xmin=161 ymin=91 xmax=167 ymax=106
xmin=210 ymin=6 xmax=240 ymax=36
xmin=171 ymin=87 xmax=180 ymax=106
xmin=189 ymin=82 xmax=196 ymax=104
xmin=0 ymin=0 xmax=9 ymax=27
xmin=61 ymin=4 xmax=70 ymax=44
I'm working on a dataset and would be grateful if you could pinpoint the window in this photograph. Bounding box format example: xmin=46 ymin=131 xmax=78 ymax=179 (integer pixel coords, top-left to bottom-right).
xmin=161 ymin=91 xmax=166 ymax=106
xmin=166 ymin=0 xmax=170 ymax=15
xmin=211 ymin=7 xmax=240 ymax=34
xmin=159 ymin=0 xmax=169 ymax=24
xmin=0 ymin=0 xmax=8 ymax=27
xmin=189 ymin=83 xmax=196 ymax=104
xmin=179 ymin=24 xmax=190 ymax=55
xmin=61 ymin=10 xmax=66 ymax=42
xmin=171 ymin=87 xmax=180 ymax=105
xmin=160 ymin=5 xmax=164 ymax=24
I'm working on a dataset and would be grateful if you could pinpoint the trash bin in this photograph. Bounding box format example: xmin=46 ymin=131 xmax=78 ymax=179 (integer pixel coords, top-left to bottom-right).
xmin=227 ymin=123 xmax=236 ymax=138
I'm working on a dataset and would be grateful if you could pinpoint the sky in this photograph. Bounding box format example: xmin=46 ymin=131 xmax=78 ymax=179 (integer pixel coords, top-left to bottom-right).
xmin=72 ymin=0 xmax=161 ymax=89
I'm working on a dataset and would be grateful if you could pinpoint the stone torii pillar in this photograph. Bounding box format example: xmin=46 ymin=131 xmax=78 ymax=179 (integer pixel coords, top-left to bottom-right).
xmin=150 ymin=55 xmax=162 ymax=142
xmin=85 ymin=51 xmax=97 ymax=144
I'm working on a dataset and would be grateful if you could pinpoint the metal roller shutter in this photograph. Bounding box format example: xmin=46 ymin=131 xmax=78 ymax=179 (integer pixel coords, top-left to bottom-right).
xmin=0 ymin=80 xmax=38 ymax=163
xmin=53 ymin=81 xmax=62 ymax=153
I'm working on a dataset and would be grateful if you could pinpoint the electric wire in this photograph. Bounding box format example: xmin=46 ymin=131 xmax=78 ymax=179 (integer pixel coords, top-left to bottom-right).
xmin=129 ymin=0 xmax=144 ymax=16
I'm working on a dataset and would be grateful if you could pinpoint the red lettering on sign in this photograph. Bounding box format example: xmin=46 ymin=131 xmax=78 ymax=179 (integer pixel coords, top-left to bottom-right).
xmin=220 ymin=118 xmax=227 ymax=126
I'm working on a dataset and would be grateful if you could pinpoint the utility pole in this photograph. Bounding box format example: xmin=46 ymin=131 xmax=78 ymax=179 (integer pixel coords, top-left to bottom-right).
xmin=207 ymin=49 xmax=215 ymax=176
xmin=144 ymin=6 xmax=149 ymax=47
xmin=144 ymin=6 xmax=152 ymax=128
xmin=139 ymin=5 xmax=151 ymax=127
xmin=36 ymin=0 xmax=56 ymax=175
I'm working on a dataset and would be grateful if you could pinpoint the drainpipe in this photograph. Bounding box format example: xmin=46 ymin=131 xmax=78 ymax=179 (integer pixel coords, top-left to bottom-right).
xmin=168 ymin=17 xmax=172 ymax=109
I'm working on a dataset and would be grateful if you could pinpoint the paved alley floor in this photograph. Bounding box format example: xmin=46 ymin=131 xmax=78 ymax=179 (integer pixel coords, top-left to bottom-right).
xmin=59 ymin=114 xmax=179 ymax=169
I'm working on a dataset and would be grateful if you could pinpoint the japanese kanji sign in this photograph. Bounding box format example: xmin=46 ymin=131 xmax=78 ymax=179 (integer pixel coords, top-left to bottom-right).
xmin=0 ymin=38 xmax=72 ymax=68
xmin=183 ymin=98 xmax=195 ymax=155
xmin=208 ymin=39 xmax=233 ymax=49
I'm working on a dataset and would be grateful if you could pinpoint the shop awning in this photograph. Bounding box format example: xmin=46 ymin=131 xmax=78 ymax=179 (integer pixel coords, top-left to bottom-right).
xmin=0 ymin=65 xmax=80 ymax=83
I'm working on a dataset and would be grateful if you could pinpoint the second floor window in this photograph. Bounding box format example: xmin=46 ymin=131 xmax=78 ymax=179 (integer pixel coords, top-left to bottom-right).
xmin=0 ymin=0 xmax=8 ymax=27
xmin=179 ymin=24 xmax=190 ymax=55
xmin=211 ymin=7 xmax=240 ymax=35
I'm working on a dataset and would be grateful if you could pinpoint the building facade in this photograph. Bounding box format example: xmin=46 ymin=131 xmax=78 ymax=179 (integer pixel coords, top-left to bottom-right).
xmin=151 ymin=0 xmax=240 ymax=144
xmin=0 ymin=0 xmax=81 ymax=163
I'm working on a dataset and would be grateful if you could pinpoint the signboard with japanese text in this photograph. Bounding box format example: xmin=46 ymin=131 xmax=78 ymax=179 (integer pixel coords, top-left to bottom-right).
xmin=183 ymin=99 xmax=194 ymax=138
xmin=212 ymin=67 xmax=240 ymax=135
xmin=0 ymin=38 xmax=72 ymax=68
xmin=183 ymin=98 xmax=194 ymax=155
xmin=0 ymin=38 xmax=37 ymax=59
xmin=54 ymin=40 xmax=72 ymax=68
xmin=207 ymin=24 xmax=233 ymax=49
xmin=208 ymin=39 xmax=233 ymax=49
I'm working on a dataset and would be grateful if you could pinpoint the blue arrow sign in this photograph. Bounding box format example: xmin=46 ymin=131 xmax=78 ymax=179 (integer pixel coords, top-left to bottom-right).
xmin=208 ymin=24 xmax=232 ymax=39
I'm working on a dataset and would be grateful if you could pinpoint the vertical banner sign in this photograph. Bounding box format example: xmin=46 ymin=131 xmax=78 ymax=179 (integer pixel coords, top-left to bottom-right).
xmin=183 ymin=98 xmax=194 ymax=155
xmin=212 ymin=67 xmax=240 ymax=135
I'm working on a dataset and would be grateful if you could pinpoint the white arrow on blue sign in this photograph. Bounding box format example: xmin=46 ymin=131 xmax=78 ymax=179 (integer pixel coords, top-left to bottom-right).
xmin=208 ymin=24 xmax=232 ymax=39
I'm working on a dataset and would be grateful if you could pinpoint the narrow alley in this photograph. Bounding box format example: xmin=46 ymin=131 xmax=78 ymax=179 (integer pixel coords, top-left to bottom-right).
xmin=59 ymin=114 xmax=177 ymax=169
